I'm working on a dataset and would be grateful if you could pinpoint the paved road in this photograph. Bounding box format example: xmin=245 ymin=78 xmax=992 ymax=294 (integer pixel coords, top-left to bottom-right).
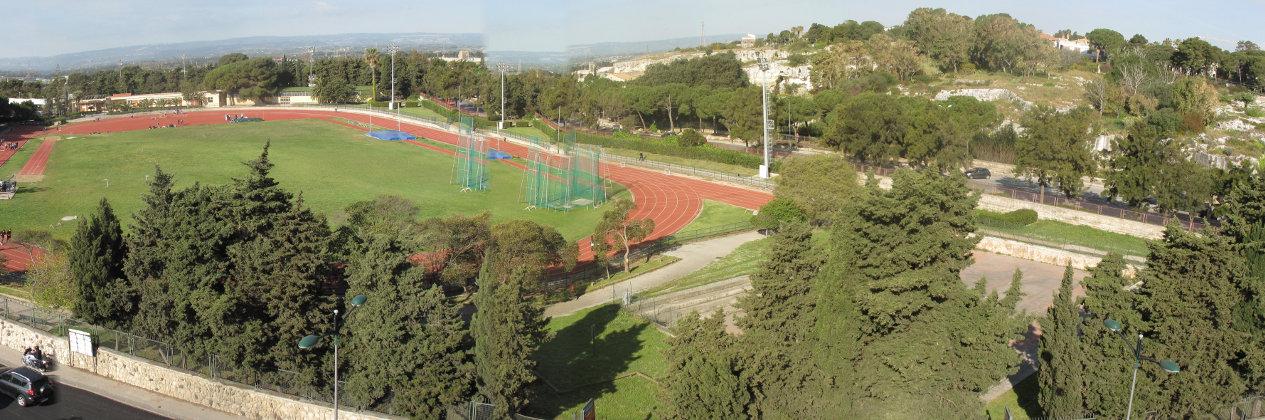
xmin=0 ymin=346 xmax=239 ymax=420
xmin=0 ymin=365 xmax=169 ymax=419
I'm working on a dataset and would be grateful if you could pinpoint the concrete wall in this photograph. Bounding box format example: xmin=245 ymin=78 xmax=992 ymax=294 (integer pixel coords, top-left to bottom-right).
xmin=977 ymin=236 xmax=1139 ymax=277
xmin=0 ymin=318 xmax=392 ymax=420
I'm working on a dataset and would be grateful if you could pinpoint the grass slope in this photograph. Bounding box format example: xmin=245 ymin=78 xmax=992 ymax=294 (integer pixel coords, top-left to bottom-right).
xmin=677 ymin=199 xmax=753 ymax=232
xmin=531 ymin=303 xmax=667 ymax=419
xmin=0 ymin=119 xmax=618 ymax=241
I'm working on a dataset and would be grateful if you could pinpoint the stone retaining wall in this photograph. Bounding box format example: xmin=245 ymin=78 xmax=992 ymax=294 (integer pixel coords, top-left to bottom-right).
xmin=977 ymin=236 xmax=1139 ymax=277
xmin=0 ymin=318 xmax=392 ymax=420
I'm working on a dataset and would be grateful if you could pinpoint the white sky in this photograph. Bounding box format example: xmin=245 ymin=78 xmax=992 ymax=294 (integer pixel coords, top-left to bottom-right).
xmin=2 ymin=0 xmax=1261 ymax=58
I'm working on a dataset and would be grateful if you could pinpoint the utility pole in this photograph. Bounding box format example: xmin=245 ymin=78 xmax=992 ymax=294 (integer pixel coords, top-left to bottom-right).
xmin=758 ymin=60 xmax=771 ymax=179
xmin=388 ymin=44 xmax=398 ymax=111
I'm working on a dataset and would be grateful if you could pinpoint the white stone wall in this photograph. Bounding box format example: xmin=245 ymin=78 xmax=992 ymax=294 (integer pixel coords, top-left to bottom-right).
xmin=977 ymin=236 xmax=1140 ymax=276
xmin=0 ymin=318 xmax=393 ymax=420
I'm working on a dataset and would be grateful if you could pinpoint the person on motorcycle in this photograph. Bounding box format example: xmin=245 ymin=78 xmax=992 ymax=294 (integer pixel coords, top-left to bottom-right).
xmin=32 ymin=346 xmax=43 ymax=363
xmin=23 ymin=347 xmax=37 ymax=366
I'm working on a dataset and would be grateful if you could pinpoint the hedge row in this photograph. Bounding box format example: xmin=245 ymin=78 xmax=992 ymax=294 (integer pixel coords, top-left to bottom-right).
xmin=977 ymin=209 xmax=1039 ymax=229
xmin=533 ymin=120 xmax=779 ymax=171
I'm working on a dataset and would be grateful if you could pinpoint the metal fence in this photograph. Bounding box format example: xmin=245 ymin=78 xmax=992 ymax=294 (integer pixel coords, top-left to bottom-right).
xmin=604 ymin=153 xmax=775 ymax=190
xmin=851 ymin=162 xmax=1208 ymax=232
xmin=0 ymin=295 xmax=392 ymax=417
xmin=444 ymin=401 xmax=543 ymax=420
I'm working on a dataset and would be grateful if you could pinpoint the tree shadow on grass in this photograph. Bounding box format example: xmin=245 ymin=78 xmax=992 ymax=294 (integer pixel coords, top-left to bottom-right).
xmin=527 ymin=303 xmax=651 ymax=418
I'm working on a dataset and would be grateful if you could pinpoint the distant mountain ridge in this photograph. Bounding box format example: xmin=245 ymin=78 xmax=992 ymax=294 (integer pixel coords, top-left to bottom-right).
xmin=0 ymin=32 xmax=746 ymax=75
xmin=0 ymin=33 xmax=484 ymax=73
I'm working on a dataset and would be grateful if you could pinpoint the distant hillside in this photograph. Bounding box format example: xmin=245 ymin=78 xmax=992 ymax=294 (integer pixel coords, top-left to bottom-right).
xmin=568 ymin=33 xmax=744 ymax=64
xmin=0 ymin=33 xmax=483 ymax=73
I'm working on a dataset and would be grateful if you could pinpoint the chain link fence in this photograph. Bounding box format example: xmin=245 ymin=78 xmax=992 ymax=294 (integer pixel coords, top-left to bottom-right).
xmin=0 ymin=295 xmax=391 ymax=417
xmin=851 ymin=162 xmax=1208 ymax=232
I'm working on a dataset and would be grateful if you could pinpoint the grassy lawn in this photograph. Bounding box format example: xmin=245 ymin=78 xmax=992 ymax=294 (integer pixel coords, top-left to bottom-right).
xmin=0 ymin=119 xmax=622 ymax=242
xmin=984 ymin=374 xmax=1041 ymax=419
xmin=531 ymin=303 xmax=667 ymax=419
xmin=979 ymin=215 xmax=1152 ymax=258
xmin=677 ymin=200 xmax=753 ymax=233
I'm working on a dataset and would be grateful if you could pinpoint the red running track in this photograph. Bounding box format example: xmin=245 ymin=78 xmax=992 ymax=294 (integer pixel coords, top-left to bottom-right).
xmin=2 ymin=109 xmax=773 ymax=269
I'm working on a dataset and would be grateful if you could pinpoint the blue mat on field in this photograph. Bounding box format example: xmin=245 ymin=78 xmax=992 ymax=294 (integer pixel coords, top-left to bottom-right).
xmin=366 ymin=130 xmax=417 ymax=140
xmin=487 ymin=149 xmax=512 ymax=159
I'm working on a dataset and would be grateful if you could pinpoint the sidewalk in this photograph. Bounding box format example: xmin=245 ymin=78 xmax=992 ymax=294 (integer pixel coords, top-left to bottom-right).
xmin=0 ymin=345 xmax=241 ymax=419
xmin=544 ymin=231 xmax=766 ymax=319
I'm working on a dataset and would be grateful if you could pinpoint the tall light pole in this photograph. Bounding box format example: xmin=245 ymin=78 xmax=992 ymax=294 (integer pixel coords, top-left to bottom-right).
xmin=299 ymin=294 xmax=368 ymax=420
xmin=758 ymin=59 xmax=771 ymax=179
xmin=1102 ymin=319 xmax=1180 ymax=420
xmin=498 ymin=64 xmax=511 ymax=132
xmin=388 ymin=44 xmax=399 ymax=111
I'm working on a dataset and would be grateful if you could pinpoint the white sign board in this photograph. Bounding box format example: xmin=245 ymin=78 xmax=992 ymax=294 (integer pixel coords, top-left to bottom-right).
xmin=68 ymin=328 xmax=94 ymax=357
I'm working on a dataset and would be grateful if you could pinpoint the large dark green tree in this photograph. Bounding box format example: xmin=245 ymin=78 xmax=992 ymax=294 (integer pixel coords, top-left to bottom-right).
xmin=662 ymin=310 xmax=751 ymax=419
xmin=1015 ymin=106 xmax=1096 ymax=199
xmin=472 ymin=264 xmax=547 ymax=418
xmin=736 ymin=220 xmax=826 ymax=417
xmin=69 ymin=198 xmax=131 ymax=327
xmin=1038 ymin=266 xmax=1085 ymax=418
xmin=343 ymin=234 xmax=473 ymax=418
xmin=1078 ymin=254 xmax=1142 ymax=416
xmin=1139 ymin=225 xmax=1252 ymax=416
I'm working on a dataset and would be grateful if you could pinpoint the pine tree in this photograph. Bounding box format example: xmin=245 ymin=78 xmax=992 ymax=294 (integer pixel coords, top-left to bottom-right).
xmin=736 ymin=219 xmax=825 ymax=417
xmin=1140 ymin=225 xmax=1250 ymax=416
xmin=1038 ymin=266 xmax=1085 ymax=418
xmin=69 ymin=197 xmax=131 ymax=327
xmin=662 ymin=310 xmax=751 ymax=419
xmin=473 ymin=263 xmax=546 ymax=417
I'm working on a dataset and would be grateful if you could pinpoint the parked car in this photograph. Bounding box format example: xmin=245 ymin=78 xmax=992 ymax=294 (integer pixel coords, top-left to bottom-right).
xmin=0 ymin=367 xmax=54 ymax=407
xmin=965 ymin=167 xmax=991 ymax=179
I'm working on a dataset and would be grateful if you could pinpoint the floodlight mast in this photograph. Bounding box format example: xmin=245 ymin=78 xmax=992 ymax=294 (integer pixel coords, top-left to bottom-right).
xmin=758 ymin=59 xmax=771 ymax=179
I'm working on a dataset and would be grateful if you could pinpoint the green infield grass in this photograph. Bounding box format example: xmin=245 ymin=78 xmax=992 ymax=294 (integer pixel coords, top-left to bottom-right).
xmin=0 ymin=119 xmax=623 ymax=242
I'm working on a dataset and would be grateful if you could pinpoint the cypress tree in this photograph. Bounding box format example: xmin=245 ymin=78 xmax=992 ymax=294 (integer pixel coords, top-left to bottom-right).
xmin=737 ymin=219 xmax=825 ymax=417
xmin=1078 ymin=254 xmax=1146 ymax=417
xmin=1038 ymin=266 xmax=1085 ymax=418
xmin=824 ymin=170 xmax=1025 ymax=415
xmin=662 ymin=310 xmax=751 ymax=419
xmin=1139 ymin=225 xmax=1250 ymax=416
xmin=472 ymin=263 xmax=546 ymax=418
xmin=69 ymin=198 xmax=130 ymax=327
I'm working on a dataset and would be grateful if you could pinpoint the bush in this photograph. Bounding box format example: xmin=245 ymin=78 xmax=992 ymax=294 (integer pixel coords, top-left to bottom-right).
xmin=751 ymin=198 xmax=805 ymax=230
xmin=978 ymin=209 xmax=1038 ymax=229
xmin=403 ymin=100 xmax=420 ymax=108
xmin=679 ymin=129 xmax=707 ymax=147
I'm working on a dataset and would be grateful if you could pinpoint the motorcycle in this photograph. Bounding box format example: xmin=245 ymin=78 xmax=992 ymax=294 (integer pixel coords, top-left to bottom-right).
xmin=23 ymin=354 xmax=53 ymax=372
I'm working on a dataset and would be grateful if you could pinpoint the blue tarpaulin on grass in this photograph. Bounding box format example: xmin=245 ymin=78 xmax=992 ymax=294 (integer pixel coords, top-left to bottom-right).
xmin=487 ymin=149 xmax=513 ymax=160
xmin=366 ymin=130 xmax=417 ymax=140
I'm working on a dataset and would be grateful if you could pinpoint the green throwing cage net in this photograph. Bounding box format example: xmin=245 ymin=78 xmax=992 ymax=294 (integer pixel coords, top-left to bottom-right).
xmin=452 ymin=116 xmax=488 ymax=190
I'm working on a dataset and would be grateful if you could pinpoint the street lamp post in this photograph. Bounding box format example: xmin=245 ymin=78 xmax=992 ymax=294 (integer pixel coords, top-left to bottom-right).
xmin=299 ymin=294 xmax=368 ymax=420
xmin=498 ymin=64 xmax=510 ymax=133
xmin=388 ymin=44 xmax=398 ymax=111
xmin=758 ymin=60 xmax=771 ymax=179
xmin=1103 ymin=318 xmax=1181 ymax=420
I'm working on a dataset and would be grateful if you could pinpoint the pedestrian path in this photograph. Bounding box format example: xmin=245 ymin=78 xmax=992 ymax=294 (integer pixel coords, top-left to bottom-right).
xmin=543 ymin=231 xmax=765 ymax=319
